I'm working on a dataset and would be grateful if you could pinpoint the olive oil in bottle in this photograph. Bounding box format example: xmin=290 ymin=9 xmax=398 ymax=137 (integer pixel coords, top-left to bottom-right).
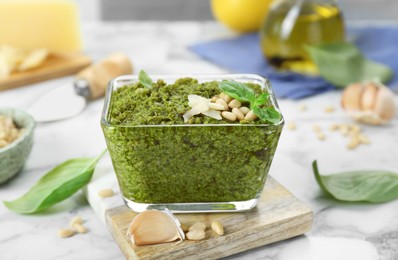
xmin=260 ymin=0 xmax=345 ymax=75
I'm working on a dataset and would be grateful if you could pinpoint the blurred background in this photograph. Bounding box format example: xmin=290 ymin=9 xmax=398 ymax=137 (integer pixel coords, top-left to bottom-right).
xmin=77 ymin=0 xmax=398 ymax=22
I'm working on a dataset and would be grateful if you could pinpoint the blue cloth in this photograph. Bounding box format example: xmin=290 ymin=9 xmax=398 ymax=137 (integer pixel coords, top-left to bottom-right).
xmin=189 ymin=26 xmax=398 ymax=99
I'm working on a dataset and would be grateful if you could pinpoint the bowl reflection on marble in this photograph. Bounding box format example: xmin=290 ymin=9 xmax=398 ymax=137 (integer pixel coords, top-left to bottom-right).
xmin=0 ymin=108 xmax=35 ymax=184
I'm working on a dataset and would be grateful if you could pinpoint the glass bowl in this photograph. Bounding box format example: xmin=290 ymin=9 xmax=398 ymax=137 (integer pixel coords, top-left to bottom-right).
xmin=101 ymin=74 xmax=284 ymax=213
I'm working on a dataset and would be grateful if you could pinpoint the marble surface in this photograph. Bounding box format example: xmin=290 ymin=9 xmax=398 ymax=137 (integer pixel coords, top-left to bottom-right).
xmin=0 ymin=22 xmax=397 ymax=260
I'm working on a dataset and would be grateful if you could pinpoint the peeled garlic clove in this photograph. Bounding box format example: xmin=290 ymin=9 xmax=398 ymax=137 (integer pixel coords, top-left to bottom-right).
xmin=361 ymin=82 xmax=378 ymax=110
xmin=341 ymin=83 xmax=363 ymax=111
xmin=127 ymin=209 xmax=184 ymax=246
xmin=374 ymin=86 xmax=396 ymax=122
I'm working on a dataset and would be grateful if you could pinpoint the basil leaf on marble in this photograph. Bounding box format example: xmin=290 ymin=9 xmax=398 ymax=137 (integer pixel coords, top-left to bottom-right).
xmin=218 ymin=81 xmax=256 ymax=106
xmin=3 ymin=150 xmax=107 ymax=214
xmin=138 ymin=70 xmax=153 ymax=88
xmin=305 ymin=42 xmax=393 ymax=87
xmin=313 ymin=160 xmax=398 ymax=203
xmin=252 ymin=107 xmax=281 ymax=124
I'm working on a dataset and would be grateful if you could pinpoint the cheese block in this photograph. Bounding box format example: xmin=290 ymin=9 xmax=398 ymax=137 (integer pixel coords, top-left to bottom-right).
xmin=0 ymin=0 xmax=82 ymax=52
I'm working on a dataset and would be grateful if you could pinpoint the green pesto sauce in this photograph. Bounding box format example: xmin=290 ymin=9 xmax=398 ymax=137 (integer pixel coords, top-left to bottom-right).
xmin=102 ymin=77 xmax=283 ymax=204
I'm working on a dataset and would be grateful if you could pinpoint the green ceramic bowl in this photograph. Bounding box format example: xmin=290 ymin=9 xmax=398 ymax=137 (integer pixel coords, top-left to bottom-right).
xmin=0 ymin=108 xmax=35 ymax=184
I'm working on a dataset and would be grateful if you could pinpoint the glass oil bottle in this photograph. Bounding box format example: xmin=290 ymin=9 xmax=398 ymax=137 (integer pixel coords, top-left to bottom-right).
xmin=260 ymin=0 xmax=345 ymax=75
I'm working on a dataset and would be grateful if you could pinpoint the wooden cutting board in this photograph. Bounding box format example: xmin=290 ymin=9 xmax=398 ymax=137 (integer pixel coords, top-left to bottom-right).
xmin=104 ymin=176 xmax=313 ymax=260
xmin=0 ymin=52 xmax=91 ymax=91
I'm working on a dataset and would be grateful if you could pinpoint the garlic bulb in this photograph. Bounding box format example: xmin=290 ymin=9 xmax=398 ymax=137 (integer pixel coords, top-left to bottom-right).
xmin=126 ymin=209 xmax=184 ymax=246
xmin=341 ymin=82 xmax=396 ymax=125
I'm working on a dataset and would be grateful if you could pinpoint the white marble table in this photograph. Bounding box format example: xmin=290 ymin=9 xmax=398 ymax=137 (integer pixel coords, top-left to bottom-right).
xmin=1 ymin=22 xmax=397 ymax=260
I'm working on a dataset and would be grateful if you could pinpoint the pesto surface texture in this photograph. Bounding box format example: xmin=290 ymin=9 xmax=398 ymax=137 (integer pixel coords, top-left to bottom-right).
xmin=102 ymin=77 xmax=283 ymax=204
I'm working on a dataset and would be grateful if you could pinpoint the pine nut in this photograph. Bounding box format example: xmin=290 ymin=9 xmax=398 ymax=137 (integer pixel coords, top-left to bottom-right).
xmin=340 ymin=125 xmax=349 ymax=136
xmin=317 ymin=133 xmax=326 ymax=141
xmin=232 ymin=108 xmax=244 ymax=120
xmin=239 ymin=106 xmax=250 ymax=115
xmin=211 ymin=96 xmax=218 ymax=102
xmin=211 ymin=221 xmax=224 ymax=236
xmin=329 ymin=123 xmax=339 ymax=131
xmin=216 ymin=99 xmax=229 ymax=110
xmin=186 ymin=229 xmax=205 ymax=241
xmin=58 ymin=229 xmax=75 ymax=238
xmin=228 ymin=99 xmax=241 ymax=109
xmin=69 ymin=216 xmax=83 ymax=228
xmin=324 ymin=106 xmax=335 ymax=113
xmin=208 ymin=103 xmax=225 ymax=111
xmin=287 ymin=121 xmax=296 ymax=131
xmin=221 ymin=111 xmax=237 ymax=122
xmin=189 ymin=222 xmax=206 ymax=231
xmin=74 ymin=224 xmax=88 ymax=234
xmin=222 ymin=93 xmax=232 ymax=103
xmin=245 ymin=110 xmax=257 ymax=121
xmin=358 ymin=134 xmax=370 ymax=144
xmin=298 ymin=104 xmax=307 ymax=111
xmin=312 ymin=124 xmax=321 ymax=132
xmin=98 ymin=188 xmax=114 ymax=198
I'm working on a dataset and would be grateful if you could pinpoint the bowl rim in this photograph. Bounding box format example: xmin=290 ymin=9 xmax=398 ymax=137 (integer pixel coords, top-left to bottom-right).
xmin=101 ymin=73 xmax=285 ymax=128
xmin=0 ymin=107 xmax=35 ymax=153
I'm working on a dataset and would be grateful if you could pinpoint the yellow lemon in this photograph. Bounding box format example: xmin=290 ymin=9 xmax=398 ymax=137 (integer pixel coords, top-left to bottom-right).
xmin=211 ymin=0 xmax=273 ymax=33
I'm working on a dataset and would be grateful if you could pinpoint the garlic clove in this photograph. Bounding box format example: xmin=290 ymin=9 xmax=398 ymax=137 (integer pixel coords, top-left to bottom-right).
xmin=342 ymin=81 xmax=396 ymax=125
xmin=126 ymin=209 xmax=184 ymax=246
xmin=341 ymin=83 xmax=364 ymax=111
xmin=373 ymin=85 xmax=396 ymax=122
xmin=361 ymin=83 xmax=378 ymax=111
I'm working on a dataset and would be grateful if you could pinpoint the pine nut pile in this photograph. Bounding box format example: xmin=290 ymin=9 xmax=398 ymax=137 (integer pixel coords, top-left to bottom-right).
xmin=0 ymin=115 xmax=22 ymax=148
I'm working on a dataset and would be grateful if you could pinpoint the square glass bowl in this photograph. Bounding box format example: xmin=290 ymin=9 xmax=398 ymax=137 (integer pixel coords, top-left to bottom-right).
xmin=101 ymin=74 xmax=284 ymax=213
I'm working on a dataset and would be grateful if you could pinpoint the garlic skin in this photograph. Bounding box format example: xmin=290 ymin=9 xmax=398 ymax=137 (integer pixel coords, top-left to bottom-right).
xmin=127 ymin=209 xmax=184 ymax=246
xmin=341 ymin=82 xmax=396 ymax=125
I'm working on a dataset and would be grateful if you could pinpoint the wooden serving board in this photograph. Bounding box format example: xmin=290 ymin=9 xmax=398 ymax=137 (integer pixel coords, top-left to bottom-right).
xmin=0 ymin=52 xmax=91 ymax=91
xmin=104 ymin=177 xmax=313 ymax=260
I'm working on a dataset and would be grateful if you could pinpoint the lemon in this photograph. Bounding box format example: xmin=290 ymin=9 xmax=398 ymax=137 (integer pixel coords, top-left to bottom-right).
xmin=211 ymin=0 xmax=273 ymax=33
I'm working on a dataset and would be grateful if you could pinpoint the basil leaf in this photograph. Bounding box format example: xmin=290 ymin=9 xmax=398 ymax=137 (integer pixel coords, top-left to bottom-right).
xmin=253 ymin=93 xmax=270 ymax=108
xmin=3 ymin=150 xmax=107 ymax=214
xmin=312 ymin=160 xmax=398 ymax=203
xmin=218 ymin=81 xmax=256 ymax=106
xmin=252 ymin=107 xmax=281 ymax=124
xmin=138 ymin=70 xmax=153 ymax=88
xmin=306 ymin=42 xmax=393 ymax=87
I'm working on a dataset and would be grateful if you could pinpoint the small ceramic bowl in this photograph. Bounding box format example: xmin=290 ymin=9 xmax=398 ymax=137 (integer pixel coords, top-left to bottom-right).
xmin=0 ymin=108 xmax=35 ymax=184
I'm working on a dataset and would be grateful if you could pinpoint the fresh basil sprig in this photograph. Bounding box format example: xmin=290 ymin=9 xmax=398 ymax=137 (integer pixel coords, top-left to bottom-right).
xmin=3 ymin=150 xmax=107 ymax=214
xmin=305 ymin=42 xmax=393 ymax=87
xmin=313 ymin=160 xmax=398 ymax=203
xmin=218 ymin=81 xmax=281 ymax=124
xmin=138 ymin=70 xmax=153 ymax=88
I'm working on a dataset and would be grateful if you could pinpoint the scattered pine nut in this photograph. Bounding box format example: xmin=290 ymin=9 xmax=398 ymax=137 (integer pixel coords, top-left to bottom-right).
xmin=222 ymin=94 xmax=232 ymax=103
xmin=312 ymin=124 xmax=321 ymax=133
xmin=69 ymin=216 xmax=83 ymax=228
xmin=189 ymin=222 xmax=206 ymax=231
xmin=98 ymin=188 xmax=114 ymax=198
xmin=339 ymin=125 xmax=349 ymax=136
xmin=186 ymin=229 xmax=206 ymax=241
xmin=298 ymin=104 xmax=307 ymax=111
xmin=211 ymin=221 xmax=224 ymax=236
xmin=58 ymin=229 xmax=75 ymax=238
xmin=210 ymin=96 xmax=218 ymax=102
xmin=329 ymin=123 xmax=339 ymax=131
xmin=74 ymin=224 xmax=88 ymax=234
xmin=317 ymin=133 xmax=326 ymax=141
xmin=358 ymin=134 xmax=370 ymax=144
xmin=221 ymin=111 xmax=237 ymax=122
xmin=287 ymin=121 xmax=296 ymax=131
xmin=324 ymin=106 xmax=335 ymax=113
